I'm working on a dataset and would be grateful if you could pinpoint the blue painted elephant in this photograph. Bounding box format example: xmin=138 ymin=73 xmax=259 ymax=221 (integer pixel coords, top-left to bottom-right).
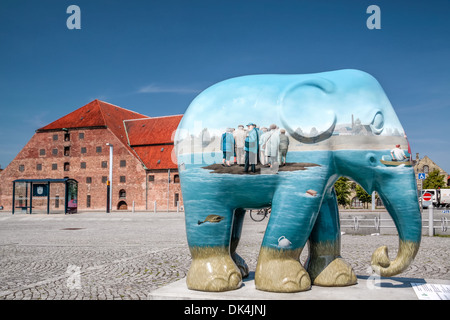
xmin=175 ymin=69 xmax=421 ymax=292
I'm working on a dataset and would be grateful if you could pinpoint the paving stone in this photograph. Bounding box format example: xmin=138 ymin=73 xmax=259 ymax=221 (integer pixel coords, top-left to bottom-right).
xmin=0 ymin=211 xmax=448 ymax=300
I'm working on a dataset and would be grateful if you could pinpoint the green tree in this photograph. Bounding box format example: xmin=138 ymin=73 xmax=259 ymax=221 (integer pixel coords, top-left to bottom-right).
xmin=423 ymin=169 xmax=446 ymax=189
xmin=334 ymin=177 xmax=351 ymax=208
xmin=355 ymin=184 xmax=372 ymax=209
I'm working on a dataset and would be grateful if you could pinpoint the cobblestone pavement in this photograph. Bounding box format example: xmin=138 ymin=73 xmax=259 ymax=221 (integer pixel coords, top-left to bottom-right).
xmin=0 ymin=211 xmax=448 ymax=300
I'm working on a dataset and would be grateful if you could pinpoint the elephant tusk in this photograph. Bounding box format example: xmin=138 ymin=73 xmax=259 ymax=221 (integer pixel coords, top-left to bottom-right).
xmin=282 ymin=114 xmax=337 ymax=144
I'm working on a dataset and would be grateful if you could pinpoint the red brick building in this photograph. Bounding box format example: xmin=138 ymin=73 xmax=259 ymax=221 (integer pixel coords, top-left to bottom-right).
xmin=0 ymin=100 xmax=183 ymax=213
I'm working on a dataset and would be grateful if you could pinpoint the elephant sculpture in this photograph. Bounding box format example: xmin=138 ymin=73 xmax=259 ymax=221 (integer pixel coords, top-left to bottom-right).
xmin=175 ymin=69 xmax=421 ymax=293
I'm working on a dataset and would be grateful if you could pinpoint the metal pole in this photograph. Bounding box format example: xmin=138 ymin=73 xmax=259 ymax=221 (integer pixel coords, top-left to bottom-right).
xmin=106 ymin=181 xmax=110 ymax=213
xmin=167 ymin=169 xmax=170 ymax=213
xmin=29 ymin=182 xmax=33 ymax=215
xmin=47 ymin=182 xmax=50 ymax=214
xmin=12 ymin=181 xmax=15 ymax=215
xmin=372 ymin=191 xmax=376 ymax=210
xmin=428 ymin=203 xmax=434 ymax=237
xmin=106 ymin=143 xmax=113 ymax=212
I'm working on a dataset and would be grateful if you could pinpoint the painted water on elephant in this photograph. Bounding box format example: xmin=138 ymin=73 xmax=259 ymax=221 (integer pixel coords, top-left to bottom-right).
xmin=178 ymin=149 xmax=418 ymax=249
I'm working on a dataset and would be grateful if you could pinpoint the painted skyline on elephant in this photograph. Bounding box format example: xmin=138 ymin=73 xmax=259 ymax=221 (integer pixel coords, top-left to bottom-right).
xmin=175 ymin=69 xmax=408 ymax=159
xmin=175 ymin=69 xmax=421 ymax=293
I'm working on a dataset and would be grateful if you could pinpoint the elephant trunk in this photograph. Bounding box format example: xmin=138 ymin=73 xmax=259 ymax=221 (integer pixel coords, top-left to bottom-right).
xmin=371 ymin=170 xmax=421 ymax=277
xmin=371 ymin=239 xmax=419 ymax=277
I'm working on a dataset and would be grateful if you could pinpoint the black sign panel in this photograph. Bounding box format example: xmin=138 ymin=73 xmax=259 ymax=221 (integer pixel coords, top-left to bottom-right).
xmin=33 ymin=184 xmax=48 ymax=197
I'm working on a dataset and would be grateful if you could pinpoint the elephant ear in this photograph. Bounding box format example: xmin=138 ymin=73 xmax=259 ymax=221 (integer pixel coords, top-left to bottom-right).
xmin=278 ymin=77 xmax=337 ymax=144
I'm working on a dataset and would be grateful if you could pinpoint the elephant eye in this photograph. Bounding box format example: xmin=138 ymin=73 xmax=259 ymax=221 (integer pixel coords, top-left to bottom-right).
xmin=371 ymin=111 xmax=384 ymax=134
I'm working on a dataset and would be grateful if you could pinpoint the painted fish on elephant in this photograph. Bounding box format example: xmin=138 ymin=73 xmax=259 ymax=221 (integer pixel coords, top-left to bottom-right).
xmin=198 ymin=215 xmax=225 ymax=225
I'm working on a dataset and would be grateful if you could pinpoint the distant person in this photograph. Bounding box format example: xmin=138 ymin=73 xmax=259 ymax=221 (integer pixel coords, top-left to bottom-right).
xmin=244 ymin=123 xmax=258 ymax=173
xmin=220 ymin=128 xmax=235 ymax=166
xmin=259 ymin=127 xmax=269 ymax=165
xmin=265 ymin=124 xmax=280 ymax=168
xmin=279 ymin=129 xmax=289 ymax=166
xmin=391 ymin=144 xmax=407 ymax=161
xmin=234 ymin=125 xmax=247 ymax=166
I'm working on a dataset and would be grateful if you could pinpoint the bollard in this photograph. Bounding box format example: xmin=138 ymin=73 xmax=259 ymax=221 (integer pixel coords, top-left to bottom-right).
xmin=429 ymin=203 xmax=434 ymax=237
xmin=154 ymin=200 xmax=157 ymax=213
xmin=132 ymin=201 xmax=135 ymax=213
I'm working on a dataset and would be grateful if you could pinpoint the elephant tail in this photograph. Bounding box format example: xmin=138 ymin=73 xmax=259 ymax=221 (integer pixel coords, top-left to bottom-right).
xmin=370 ymin=240 xmax=419 ymax=277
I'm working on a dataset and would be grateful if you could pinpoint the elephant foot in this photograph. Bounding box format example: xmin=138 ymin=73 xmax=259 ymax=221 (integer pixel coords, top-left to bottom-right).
xmin=255 ymin=247 xmax=311 ymax=293
xmin=312 ymin=257 xmax=357 ymax=287
xmin=232 ymin=252 xmax=249 ymax=278
xmin=187 ymin=246 xmax=242 ymax=292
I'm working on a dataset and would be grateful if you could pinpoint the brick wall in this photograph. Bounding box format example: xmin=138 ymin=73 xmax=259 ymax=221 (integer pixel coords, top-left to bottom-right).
xmin=0 ymin=128 xmax=183 ymax=212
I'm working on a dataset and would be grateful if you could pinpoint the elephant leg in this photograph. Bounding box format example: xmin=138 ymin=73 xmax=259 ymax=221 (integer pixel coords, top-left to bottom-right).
xmin=185 ymin=205 xmax=242 ymax=292
xmin=255 ymin=191 xmax=324 ymax=293
xmin=306 ymin=189 xmax=357 ymax=286
xmin=230 ymin=208 xmax=249 ymax=278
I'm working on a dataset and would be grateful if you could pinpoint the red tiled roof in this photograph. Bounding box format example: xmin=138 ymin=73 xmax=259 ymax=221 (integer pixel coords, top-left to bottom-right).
xmin=132 ymin=145 xmax=178 ymax=170
xmin=124 ymin=116 xmax=182 ymax=170
xmin=124 ymin=115 xmax=182 ymax=146
xmin=36 ymin=100 xmax=182 ymax=170
xmin=37 ymin=99 xmax=149 ymax=156
xmin=37 ymin=100 xmax=148 ymax=132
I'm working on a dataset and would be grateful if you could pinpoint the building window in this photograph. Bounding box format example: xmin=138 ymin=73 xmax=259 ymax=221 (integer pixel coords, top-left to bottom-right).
xmin=86 ymin=195 xmax=91 ymax=208
xmin=19 ymin=164 xmax=25 ymax=172
xmin=101 ymin=161 xmax=108 ymax=168
xmin=173 ymin=174 xmax=180 ymax=183
xmin=86 ymin=177 xmax=92 ymax=184
xmin=53 ymin=134 xmax=58 ymax=141
xmin=64 ymin=146 xmax=70 ymax=156
xmin=96 ymin=146 xmax=102 ymax=153
xmin=79 ymin=132 xmax=84 ymax=140
xmin=81 ymin=162 xmax=86 ymax=169
xmin=351 ymin=197 xmax=363 ymax=208
xmin=376 ymin=197 xmax=384 ymax=207
xmin=117 ymin=201 xmax=127 ymax=210
xmin=120 ymin=176 xmax=126 ymax=183
xmin=81 ymin=147 xmax=87 ymax=154
xmin=102 ymin=176 xmax=108 ymax=183
xmin=64 ymin=162 xmax=70 ymax=171
xmin=119 ymin=189 xmax=126 ymax=198
xmin=36 ymin=164 xmax=42 ymax=171
xmin=52 ymin=163 xmax=58 ymax=170
xmin=64 ymin=133 xmax=70 ymax=141
xmin=423 ymin=165 xmax=429 ymax=174
xmin=39 ymin=149 xmax=46 ymax=156
xmin=52 ymin=148 xmax=58 ymax=155
xmin=148 ymin=175 xmax=155 ymax=182
xmin=174 ymin=193 xmax=180 ymax=206
xmin=120 ymin=160 xmax=126 ymax=167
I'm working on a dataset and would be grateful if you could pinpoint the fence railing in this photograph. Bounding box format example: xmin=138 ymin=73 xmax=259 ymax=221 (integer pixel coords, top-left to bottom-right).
xmin=340 ymin=216 xmax=448 ymax=233
xmin=340 ymin=206 xmax=449 ymax=235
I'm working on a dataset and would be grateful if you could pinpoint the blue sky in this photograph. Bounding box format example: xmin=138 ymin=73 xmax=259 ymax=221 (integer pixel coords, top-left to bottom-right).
xmin=1 ymin=0 xmax=449 ymax=174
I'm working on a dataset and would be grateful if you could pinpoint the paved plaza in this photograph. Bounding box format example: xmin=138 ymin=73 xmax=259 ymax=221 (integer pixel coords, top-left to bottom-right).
xmin=0 ymin=210 xmax=449 ymax=300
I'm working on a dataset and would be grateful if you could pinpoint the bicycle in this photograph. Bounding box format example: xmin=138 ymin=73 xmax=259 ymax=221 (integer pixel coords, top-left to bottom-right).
xmin=249 ymin=207 xmax=271 ymax=222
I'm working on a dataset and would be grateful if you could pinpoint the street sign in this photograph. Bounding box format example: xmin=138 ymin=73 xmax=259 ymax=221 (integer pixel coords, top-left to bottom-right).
xmin=443 ymin=210 xmax=450 ymax=214
xmin=418 ymin=173 xmax=426 ymax=180
xmin=423 ymin=193 xmax=432 ymax=201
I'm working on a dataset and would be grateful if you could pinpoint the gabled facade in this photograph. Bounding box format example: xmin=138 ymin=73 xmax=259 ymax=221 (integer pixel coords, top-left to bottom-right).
xmin=0 ymin=100 xmax=183 ymax=212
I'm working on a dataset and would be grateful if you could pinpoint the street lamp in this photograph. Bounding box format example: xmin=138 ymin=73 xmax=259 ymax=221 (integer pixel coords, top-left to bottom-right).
xmin=106 ymin=143 xmax=113 ymax=212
